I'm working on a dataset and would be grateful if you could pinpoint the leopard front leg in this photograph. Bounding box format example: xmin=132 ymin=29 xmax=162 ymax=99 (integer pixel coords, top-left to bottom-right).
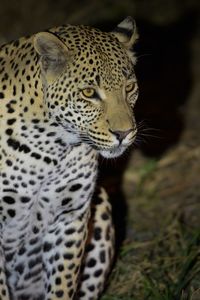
xmin=76 ymin=187 xmax=115 ymax=300
xmin=0 ymin=231 xmax=10 ymax=300
xmin=43 ymin=209 xmax=90 ymax=300
xmin=0 ymin=261 xmax=10 ymax=300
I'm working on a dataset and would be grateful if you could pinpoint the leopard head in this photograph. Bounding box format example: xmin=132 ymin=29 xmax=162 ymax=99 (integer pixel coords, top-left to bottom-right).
xmin=34 ymin=17 xmax=139 ymax=158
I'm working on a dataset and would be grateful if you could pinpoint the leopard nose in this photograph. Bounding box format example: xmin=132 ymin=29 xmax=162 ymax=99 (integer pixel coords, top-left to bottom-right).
xmin=110 ymin=128 xmax=133 ymax=143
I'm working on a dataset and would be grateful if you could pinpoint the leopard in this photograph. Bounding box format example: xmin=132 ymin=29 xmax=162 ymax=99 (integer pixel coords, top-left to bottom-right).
xmin=0 ymin=16 xmax=139 ymax=300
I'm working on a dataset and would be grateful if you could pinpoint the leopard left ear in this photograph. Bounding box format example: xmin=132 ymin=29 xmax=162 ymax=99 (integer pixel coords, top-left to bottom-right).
xmin=111 ymin=16 xmax=138 ymax=50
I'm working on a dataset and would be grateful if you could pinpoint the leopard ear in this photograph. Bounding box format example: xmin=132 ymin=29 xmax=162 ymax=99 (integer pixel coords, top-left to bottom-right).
xmin=34 ymin=32 xmax=69 ymax=83
xmin=111 ymin=17 xmax=138 ymax=50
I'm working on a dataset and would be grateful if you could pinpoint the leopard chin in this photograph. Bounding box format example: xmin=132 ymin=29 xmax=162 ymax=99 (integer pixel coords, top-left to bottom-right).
xmin=99 ymin=145 xmax=128 ymax=158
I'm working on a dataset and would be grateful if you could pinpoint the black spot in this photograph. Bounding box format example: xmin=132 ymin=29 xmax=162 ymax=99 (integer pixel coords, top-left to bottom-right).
xmin=15 ymin=263 xmax=25 ymax=274
xmin=7 ymin=118 xmax=16 ymax=125
xmin=81 ymin=273 xmax=90 ymax=281
xmin=7 ymin=209 xmax=16 ymax=218
xmin=77 ymin=248 xmax=83 ymax=258
xmin=29 ymin=237 xmax=38 ymax=245
xmin=47 ymin=284 xmax=52 ymax=293
xmin=55 ymin=290 xmax=64 ymax=298
xmin=6 ymin=159 xmax=12 ymax=166
xmin=7 ymin=138 xmax=20 ymax=150
xmin=69 ymin=183 xmax=82 ymax=192
xmin=84 ymin=184 xmax=91 ymax=191
xmin=56 ymin=237 xmax=63 ymax=246
xmin=53 ymin=159 xmax=58 ymax=166
xmin=37 ymin=212 xmax=42 ymax=221
xmin=6 ymin=103 xmax=15 ymax=113
xmin=87 ymin=258 xmax=97 ymax=268
xmin=68 ymin=263 xmax=75 ymax=270
xmin=28 ymin=256 xmax=42 ymax=269
xmin=0 ymin=92 xmax=4 ymax=99
xmin=49 ymin=256 xmax=54 ymax=264
xmin=67 ymin=281 xmax=73 ymax=288
xmin=3 ymin=196 xmax=15 ymax=204
xmin=55 ymin=185 xmax=66 ymax=193
xmin=55 ymin=277 xmax=61 ymax=285
xmin=43 ymin=242 xmax=52 ymax=252
xmin=21 ymin=83 xmax=25 ymax=93
xmin=27 ymin=245 xmax=41 ymax=256
xmin=20 ymin=196 xmax=31 ymax=203
xmin=96 ymin=75 xmax=100 ymax=86
xmin=3 ymin=180 xmax=9 ymax=185
xmin=68 ymin=289 xmax=74 ymax=298
xmin=58 ymin=264 xmax=64 ymax=272
xmin=88 ymin=285 xmax=95 ymax=292
xmin=42 ymin=154 xmax=50 ymax=163
xmin=47 ymin=132 xmax=56 ymax=137
xmin=31 ymin=118 xmax=40 ymax=124
xmin=18 ymin=246 xmax=26 ymax=255
xmin=14 ymin=70 xmax=19 ymax=78
xmin=101 ymin=212 xmax=109 ymax=220
xmin=100 ymin=250 xmax=106 ymax=263
xmin=32 ymin=226 xmax=39 ymax=234
xmin=5 ymin=252 xmax=15 ymax=262
xmin=94 ymin=269 xmax=103 ymax=277
xmin=106 ymin=225 xmax=112 ymax=241
xmin=41 ymin=197 xmax=49 ymax=203
xmin=30 ymin=98 xmax=34 ymax=105
xmin=3 ymin=188 xmax=17 ymax=193
xmin=65 ymin=228 xmax=76 ymax=235
xmin=13 ymin=85 xmax=16 ymax=96
xmin=19 ymin=144 xmax=31 ymax=153
xmin=31 ymin=152 xmax=41 ymax=159
xmin=61 ymin=198 xmax=72 ymax=206
xmin=65 ymin=240 xmax=74 ymax=248
xmin=85 ymin=243 xmax=94 ymax=253
xmin=94 ymin=227 xmax=102 ymax=241
xmin=29 ymin=180 xmax=36 ymax=185
xmin=54 ymin=253 xmax=60 ymax=261
xmin=63 ymin=253 xmax=74 ymax=260
xmin=5 ymin=128 xmax=13 ymax=136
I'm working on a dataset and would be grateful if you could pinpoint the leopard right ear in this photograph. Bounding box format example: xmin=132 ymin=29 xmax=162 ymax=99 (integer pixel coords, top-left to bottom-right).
xmin=111 ymin=17 xmax=138 ymax=50
xmin=34 ymin=32 xmax=69 ymax=83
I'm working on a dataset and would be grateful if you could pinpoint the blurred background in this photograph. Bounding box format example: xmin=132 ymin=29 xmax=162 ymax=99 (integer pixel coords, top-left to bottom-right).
xmin=1 ymin=1 xmax=200 ymax=299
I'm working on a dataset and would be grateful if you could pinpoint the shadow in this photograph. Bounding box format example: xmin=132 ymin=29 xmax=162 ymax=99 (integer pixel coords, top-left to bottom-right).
xmin=96 ymin=14 xmax=196 ymax=252
xmin=135 ymin=16 xmax=195 ymax=156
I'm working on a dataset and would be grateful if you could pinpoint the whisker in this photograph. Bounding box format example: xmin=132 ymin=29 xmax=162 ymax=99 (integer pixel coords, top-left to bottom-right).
xmin=136 ymin=53 xmax=152 ymax=60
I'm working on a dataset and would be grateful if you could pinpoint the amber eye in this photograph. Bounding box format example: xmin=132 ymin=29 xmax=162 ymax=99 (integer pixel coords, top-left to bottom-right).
xmin=81 ymin=88 xmax=96 ymax=98
xmin=126 ymin=82 xmax=135 ymax=93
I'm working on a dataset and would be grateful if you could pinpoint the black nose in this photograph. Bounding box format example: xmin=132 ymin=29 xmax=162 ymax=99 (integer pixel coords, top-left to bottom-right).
xmin=110 ymin=128 xmax=133 ymax=143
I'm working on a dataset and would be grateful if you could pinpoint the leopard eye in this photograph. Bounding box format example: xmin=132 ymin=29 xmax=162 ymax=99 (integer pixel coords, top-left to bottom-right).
xmin=126 ymin=82 xmax=135 ymax=93
xmin=81 ymin=88 xmax=96 ymax=98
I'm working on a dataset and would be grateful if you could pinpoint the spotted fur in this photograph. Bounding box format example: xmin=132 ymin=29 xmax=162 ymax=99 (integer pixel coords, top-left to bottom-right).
xmin=0 ymin=17 xmax=138 ymax=300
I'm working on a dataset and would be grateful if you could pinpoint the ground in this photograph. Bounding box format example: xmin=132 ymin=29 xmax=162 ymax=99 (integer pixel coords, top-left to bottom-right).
xmin=0 ymin=1 xmax=200 ymax=299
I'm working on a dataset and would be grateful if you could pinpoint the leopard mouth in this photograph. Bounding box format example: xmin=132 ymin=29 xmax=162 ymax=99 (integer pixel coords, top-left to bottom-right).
xmin=77 ymin=131 xmax=133 ymax=158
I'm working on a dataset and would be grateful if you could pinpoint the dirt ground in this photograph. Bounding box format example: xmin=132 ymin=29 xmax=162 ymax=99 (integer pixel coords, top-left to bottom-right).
xmin=0 ymin=1 xmax=200 ymax=299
